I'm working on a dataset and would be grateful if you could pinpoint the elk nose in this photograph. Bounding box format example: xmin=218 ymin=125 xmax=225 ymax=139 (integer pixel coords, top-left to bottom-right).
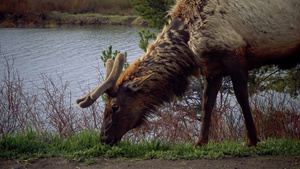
xmin=100 ymin=133 xmax=120 ymax=146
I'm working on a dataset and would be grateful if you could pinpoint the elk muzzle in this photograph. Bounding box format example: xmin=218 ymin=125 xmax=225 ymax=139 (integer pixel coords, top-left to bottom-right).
xmin=100 ymin=132 xmax=121 ymax=145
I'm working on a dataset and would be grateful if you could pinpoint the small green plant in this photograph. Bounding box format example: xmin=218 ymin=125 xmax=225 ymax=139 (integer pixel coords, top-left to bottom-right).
xmin=138 ymin=28 xmax=156 ymax=52
xmin=100 ymin=45 xmax=129 ymax=69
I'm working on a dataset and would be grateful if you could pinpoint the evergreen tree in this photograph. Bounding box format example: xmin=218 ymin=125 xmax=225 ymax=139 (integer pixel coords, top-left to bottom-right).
xmin=130 ymin=0 xmax=175 ymax=29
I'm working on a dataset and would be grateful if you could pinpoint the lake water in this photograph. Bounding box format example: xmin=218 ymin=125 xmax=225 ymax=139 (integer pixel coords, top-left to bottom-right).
xmin=0 ymin=26 xmax=152 ymax=101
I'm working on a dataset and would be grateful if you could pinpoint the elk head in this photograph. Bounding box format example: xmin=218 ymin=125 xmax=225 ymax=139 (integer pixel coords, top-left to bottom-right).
xmin=76 ymin=53 xmax=153 ymax=145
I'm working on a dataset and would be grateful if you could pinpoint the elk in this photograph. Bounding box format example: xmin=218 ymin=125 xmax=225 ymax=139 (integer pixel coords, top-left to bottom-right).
xmin=77 ymin=0 xmax=300 ymax=147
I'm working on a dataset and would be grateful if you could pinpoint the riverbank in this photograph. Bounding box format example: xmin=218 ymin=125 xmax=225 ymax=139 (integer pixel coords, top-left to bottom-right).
xmin=0 ymin=11 xmax=148 ymax=28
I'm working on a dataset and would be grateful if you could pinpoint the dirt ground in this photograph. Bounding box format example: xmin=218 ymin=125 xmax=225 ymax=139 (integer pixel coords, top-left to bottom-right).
xmin=1 ymin=156 xmax=300 ymax=169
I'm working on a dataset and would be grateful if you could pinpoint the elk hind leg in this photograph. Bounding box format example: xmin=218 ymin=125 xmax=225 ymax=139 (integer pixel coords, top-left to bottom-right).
xmin=223 ymin=60 xmax=258 ymax=147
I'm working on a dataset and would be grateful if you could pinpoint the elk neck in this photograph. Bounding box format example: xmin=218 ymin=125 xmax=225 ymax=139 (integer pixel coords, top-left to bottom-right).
xmin=119 ymin=18 xmax=200 ymax=108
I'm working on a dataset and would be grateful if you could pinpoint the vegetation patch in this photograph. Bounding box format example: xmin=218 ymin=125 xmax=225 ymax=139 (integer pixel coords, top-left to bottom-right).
xmin=1 ymin=130 xmax=299 ymax=163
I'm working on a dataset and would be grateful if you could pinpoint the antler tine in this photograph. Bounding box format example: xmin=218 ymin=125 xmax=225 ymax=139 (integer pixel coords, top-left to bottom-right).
xmin=75 ymin=87 xmax=97 ymax=108
xmin=76 ymin=54 xmax=124 ymax=108
xmin=91 ymin=53 xmax=125 ymax=99
xmin=105 ymin=59 xmax=114 ymax=80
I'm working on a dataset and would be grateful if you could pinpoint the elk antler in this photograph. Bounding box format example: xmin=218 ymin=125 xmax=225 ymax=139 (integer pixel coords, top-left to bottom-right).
xmin=76 ymin=53 xmax=125 ymax=108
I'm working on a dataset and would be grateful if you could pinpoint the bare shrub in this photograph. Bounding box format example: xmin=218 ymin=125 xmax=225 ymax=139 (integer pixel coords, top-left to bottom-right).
xmin=34 ymin=72 xmax=105 ymax=137
xmin=34 ymin=73 xmax=76 ymax=137
xmin=0 ymin=56 xmax=38 ymax=135
xmin=0 ymin=55 xmax=105 ymax=138
xmin=251 ymin=91 xmax=300 ymax=139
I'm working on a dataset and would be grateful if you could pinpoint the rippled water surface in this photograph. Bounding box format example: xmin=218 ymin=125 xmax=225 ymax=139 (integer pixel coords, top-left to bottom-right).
xmin=0 ymin=26 xmax=150 ymax=100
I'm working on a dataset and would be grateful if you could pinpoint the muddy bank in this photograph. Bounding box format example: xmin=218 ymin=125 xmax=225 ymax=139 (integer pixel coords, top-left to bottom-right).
xmin=0 ymin=11 xmax=148 ymax=28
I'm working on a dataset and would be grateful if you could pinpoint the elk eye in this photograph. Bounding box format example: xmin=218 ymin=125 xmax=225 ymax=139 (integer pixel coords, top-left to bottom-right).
xmin=112 ymin=104 xmax=119 ymax=112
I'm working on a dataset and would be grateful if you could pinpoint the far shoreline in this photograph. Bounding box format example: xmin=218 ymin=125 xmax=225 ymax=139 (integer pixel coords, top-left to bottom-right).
xmin=0 ymin=11 xmax=148 ymax=28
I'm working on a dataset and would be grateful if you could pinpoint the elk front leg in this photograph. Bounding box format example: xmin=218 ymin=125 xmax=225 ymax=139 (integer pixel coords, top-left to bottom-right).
xmin=223 ymin=60 xmax=258 ymax=147
xmin=194 ymin=76 xmax=222 ymax=147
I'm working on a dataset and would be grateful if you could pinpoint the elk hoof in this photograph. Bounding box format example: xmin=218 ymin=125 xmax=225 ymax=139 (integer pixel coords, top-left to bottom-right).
xmin=194 ymin=139 xmax=208 ymax=147
xmin=242 ymin=138 xmax=261 ymax=147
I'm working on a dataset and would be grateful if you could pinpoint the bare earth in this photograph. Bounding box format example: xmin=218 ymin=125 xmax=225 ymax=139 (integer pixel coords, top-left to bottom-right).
xmin=1 ymin=156 xmax=300 ymax=169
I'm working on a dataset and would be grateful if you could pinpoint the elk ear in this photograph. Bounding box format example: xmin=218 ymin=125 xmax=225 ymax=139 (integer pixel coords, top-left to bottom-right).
xmin=125 ymin=73 xmax=154 ymax=92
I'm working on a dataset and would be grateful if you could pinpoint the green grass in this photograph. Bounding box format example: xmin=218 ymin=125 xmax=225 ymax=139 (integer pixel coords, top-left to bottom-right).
xmin=1 ymin=129 xmax=300 ymax=164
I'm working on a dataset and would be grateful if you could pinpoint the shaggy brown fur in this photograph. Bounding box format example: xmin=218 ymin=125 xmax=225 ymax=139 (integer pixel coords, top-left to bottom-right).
xmin=118 ymin=18 xmax=199 ymax=102
xmin=80 ymin=0 xmax=300 ymax=146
